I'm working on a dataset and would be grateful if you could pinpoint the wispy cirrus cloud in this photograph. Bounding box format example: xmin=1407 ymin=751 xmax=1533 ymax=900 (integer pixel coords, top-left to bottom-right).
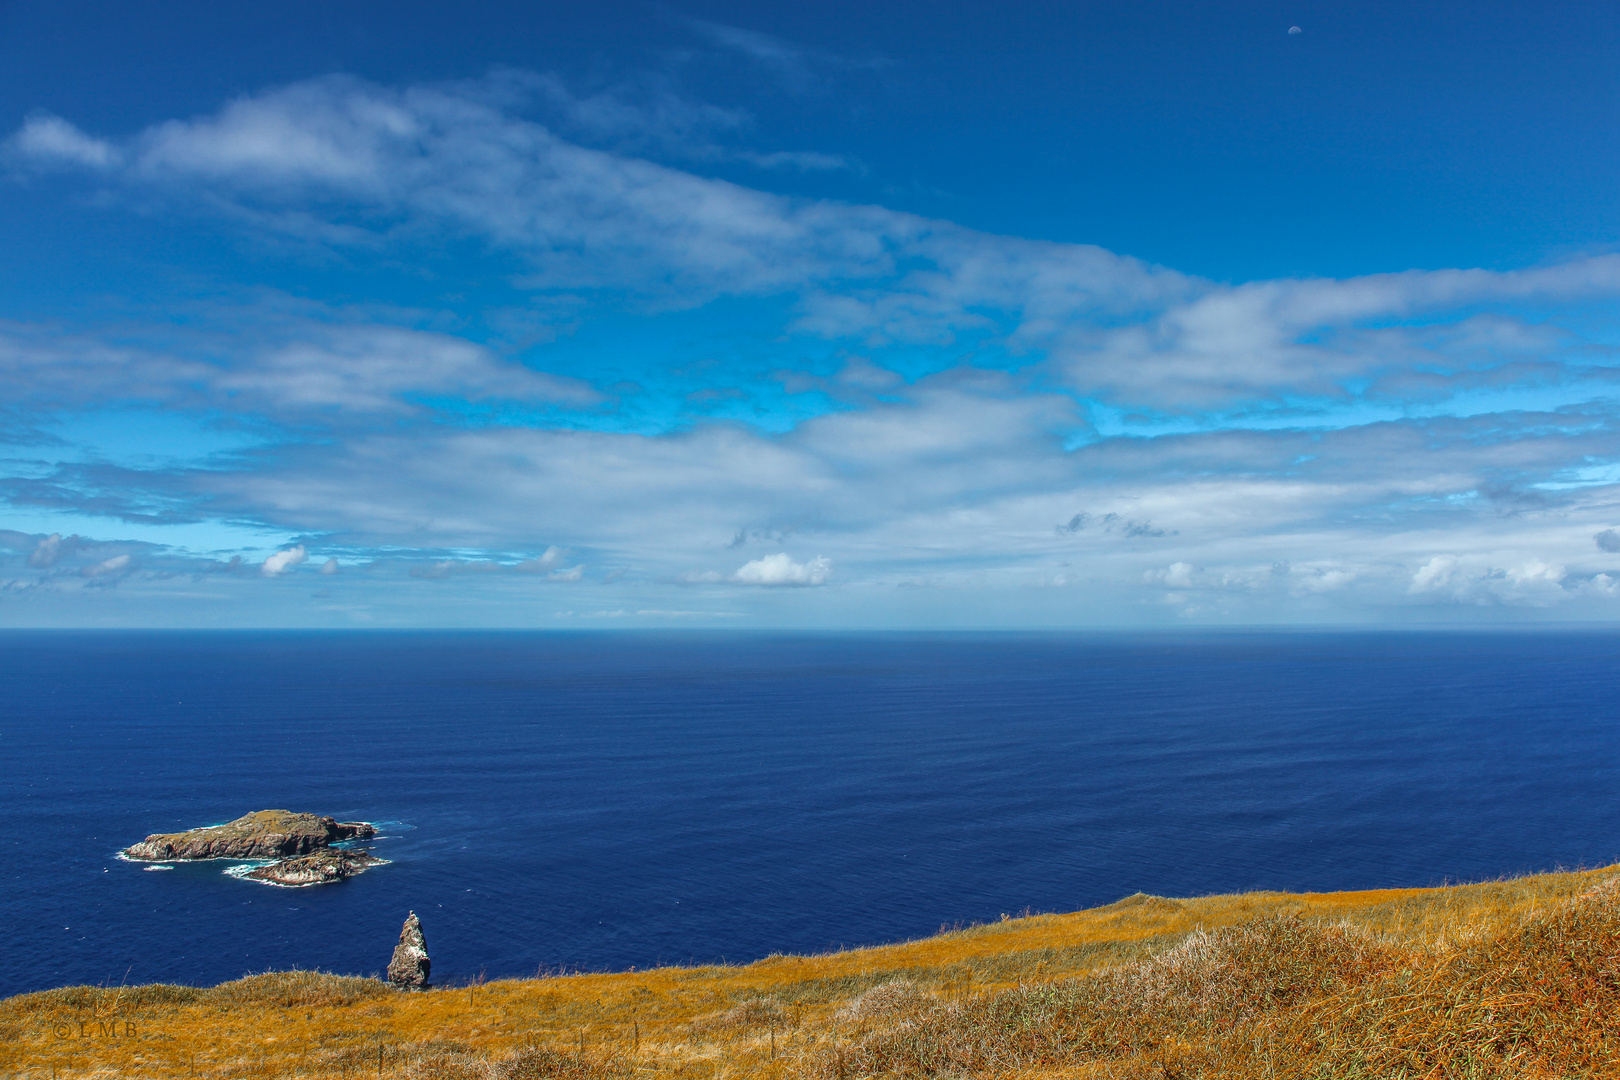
xmin=13 ymin=74 xmax=1620 ymax=422
xmin=2 ymin=77 xmax=1193 ymax=354
xmin=687 ymin=19 xmax=889 ymax=90
xmin=0 ymin=319 xmax=596 ymax=418
xmin=8 ymin=112 xmax=122 ymax=168
xmin=522 ymin=71 xmax=857 ymax=173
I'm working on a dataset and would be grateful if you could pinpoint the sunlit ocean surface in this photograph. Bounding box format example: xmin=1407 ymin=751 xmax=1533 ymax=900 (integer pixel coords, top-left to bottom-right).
xmin=3 ymin=630 xmax=1619 ymax=997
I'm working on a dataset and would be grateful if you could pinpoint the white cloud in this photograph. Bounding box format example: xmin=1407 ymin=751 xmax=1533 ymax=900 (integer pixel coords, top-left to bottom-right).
xmin=740 ymin=150 xmax=853 ymax=172
xmin=0 ymin=318 xmax=596 ymax=418
xmin=5 ymin=347 xmax=1618 ymax=623
xmin=3 ymin=76 xmax=1192 ymax=344
xmin=1580 ymin=573 xmax=1620 ymax=597
xmin=12 ymin=77 xmax=1620 ymax=624
xmin=216 ymin=328 xmax=598 ymax=413
xmin=731 ymin=553 xmax=831 ymax=586
xmin=522 ymin=71 xmax=855 ymax=173
xmin=142 ymin=374 xmax=1620 ymax=604
xmin=690 ymin=21 xmax=808 ymax=66
xmin=320 ymin=557 xmax=339 ymax=575
xmin=1056 ymin=258 xmax=1620 ymax=409
xmin=1145 ymin=562 xmax=1196 ymax=588
xmin=1408 ymin=554 xmax=1571 ymax=606
xmin=515 ymin=546 xmax=565 ymax=573
xmin=6 ymin=113 xmax=121 ymax=169
xmin=261 ymin=545 xmax=307 ymax=576
xmin=80 ymin=554 xmax=131 ymax=578
xmin=121 ymin=77 xmax=909 ymax=300
xmin=18 ymin=75 xmax=1620 ymax=420
xmin=9 ymin=381 xmax=1620 ymax=619
xmin=28 ymin=533 xmax=63 ymax=568
xmin=686 ymin=19 xmax=884 ymax=91
xmin=1292 ymin=568 xmax=1356 ymax=593
xmin=1507 ymin=560 xmax=1564 ymax=586
xmin=1410 ymin=555 xmax=1459 ymax=594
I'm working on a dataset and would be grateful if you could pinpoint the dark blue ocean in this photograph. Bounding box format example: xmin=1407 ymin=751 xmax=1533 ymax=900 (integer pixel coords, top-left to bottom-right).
xmin=3 ymin=630 xmax=1620 ymax=998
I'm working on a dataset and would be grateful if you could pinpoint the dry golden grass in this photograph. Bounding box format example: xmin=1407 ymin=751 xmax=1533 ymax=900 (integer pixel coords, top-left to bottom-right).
xmin=4 ymin=866 xmax=1618 ymax=1078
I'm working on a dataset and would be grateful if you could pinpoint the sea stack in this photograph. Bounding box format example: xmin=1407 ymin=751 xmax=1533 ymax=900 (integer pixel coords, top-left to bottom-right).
xmin=387 ymin=911 xmax=431 ymax=989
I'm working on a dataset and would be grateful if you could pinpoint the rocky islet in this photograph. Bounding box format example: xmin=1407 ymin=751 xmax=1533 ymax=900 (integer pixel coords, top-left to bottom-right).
xmin=123 ymin=809 xmax=385 ymax=886
xmin=244 ymin=847 xmax=386 ymax=886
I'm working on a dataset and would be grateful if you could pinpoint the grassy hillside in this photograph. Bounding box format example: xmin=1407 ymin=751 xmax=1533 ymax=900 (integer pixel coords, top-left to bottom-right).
xmin=4 ymin=867 xmax=1618 ymax=1078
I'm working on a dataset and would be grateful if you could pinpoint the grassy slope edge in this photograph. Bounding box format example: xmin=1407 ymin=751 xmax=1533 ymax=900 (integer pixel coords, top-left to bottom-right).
xmin=3 ymin=866 xmax=1618 ymax=1078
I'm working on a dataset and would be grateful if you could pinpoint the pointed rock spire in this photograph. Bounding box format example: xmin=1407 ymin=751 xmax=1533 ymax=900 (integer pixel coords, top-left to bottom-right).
xmin=387 ymin=910 xmax=430 ymax=989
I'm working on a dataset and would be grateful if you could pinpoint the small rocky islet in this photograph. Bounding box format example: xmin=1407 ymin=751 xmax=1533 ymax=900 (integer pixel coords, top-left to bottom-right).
xmin=244 ymin=847 xmax=386 ymax=886
xmin=123 ymin=809 xmax=385 ymax=886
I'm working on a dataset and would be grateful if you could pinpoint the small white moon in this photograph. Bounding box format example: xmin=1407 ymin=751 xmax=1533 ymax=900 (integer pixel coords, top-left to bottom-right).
xmin=1288 ymin=26 xmax=1303 ymax=34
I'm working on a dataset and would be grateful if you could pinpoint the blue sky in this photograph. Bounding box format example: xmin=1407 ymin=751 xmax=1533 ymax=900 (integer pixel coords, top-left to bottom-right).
xmin=3 ymin=0 xmax=1620 ymax=626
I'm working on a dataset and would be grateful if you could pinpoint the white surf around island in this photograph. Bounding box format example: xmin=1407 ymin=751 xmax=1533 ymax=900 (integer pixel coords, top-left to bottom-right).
xmin=114 ymin=849 xmax=183 ymax=865
xmin=115 ymin=816 xmax=396 ymax=887
xmin=222 ymin=856 xmax=392 ymax=888
xmin=347 ymin=820 xmax=412 ymax=842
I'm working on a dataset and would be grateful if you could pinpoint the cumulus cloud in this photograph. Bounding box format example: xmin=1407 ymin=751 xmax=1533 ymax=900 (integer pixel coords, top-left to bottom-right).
xmin=261 ymin=545 xmax=307 ymax=576
xmin=320 ymin=557 xmax=339 ymax=575
xmin=1579 ymin=573 xmax=1620 ymax=597
xmin=730 ymin=552 xmax=831 ymax=586
xmin=1596 ymin=529 xmax=1620 ymax=553
xmin=1410 ymin=555 xmax=1460 ymax=594
xmin=28 ymin=533 xmax=64 ymax=568
xmin=1291 ymin=568 xmax=1356 ymax=593
xmin=1408 ymin=554 xmax=1571 ymax=605
xmin=1145 ymin=562 xmax=1195 ymax=588
xmin=515 ymin=546 xmax=566 ymax=573
xmin=1509 ymin=560 xmax=1565 ymax=585
xmin=1 ymin=530 xmax=180 ymax=584
xmin=80 ymin=554 xmax=131 ymax=578
xmin=685 ymin=553 xmax=832 ymax=586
